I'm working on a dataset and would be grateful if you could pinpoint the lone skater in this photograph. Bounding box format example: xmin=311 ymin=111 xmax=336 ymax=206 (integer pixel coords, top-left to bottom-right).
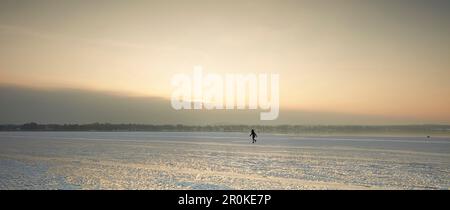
xmin=250 ymin=129 xmax=258 ymax=143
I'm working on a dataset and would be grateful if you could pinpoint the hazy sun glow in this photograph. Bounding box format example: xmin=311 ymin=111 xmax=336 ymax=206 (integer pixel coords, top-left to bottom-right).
xmin=1 ymin=0 xmax=449 ymax=123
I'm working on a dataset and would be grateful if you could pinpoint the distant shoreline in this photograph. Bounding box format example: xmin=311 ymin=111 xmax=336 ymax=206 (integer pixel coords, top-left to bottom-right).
xmin=1 ymin=123 xmax=449 ymax=137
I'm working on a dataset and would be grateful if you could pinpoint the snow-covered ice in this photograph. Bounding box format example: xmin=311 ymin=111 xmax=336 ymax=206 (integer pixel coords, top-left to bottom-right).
xmin=0 ymin=132 xmax=448 ymax=190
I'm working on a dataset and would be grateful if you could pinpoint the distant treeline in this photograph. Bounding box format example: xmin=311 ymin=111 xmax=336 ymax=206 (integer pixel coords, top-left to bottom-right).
xmin=0 ymin=122 xmax=449 ymax=136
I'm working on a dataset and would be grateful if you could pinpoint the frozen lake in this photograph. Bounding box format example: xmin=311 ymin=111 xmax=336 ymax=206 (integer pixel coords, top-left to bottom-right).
xmin=0 ymin=132 xmax=449 ymax=189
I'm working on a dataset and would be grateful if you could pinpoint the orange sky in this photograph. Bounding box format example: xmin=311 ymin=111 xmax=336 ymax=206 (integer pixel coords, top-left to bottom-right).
xmin=1 ymin=0 xmax=449 ymax=123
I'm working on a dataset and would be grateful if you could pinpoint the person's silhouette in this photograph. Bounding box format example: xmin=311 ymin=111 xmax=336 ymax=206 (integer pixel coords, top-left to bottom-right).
xmin=250 ymin=129 xmax=258 ymax=143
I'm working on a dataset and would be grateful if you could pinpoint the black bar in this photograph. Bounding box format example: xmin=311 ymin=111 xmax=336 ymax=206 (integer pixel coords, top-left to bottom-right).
xmin=1 ymin=190 xmax=447 ymax=209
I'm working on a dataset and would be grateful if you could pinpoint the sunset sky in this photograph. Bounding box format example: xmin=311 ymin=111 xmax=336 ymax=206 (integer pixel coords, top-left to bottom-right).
xmin=1 ymin=0 xmax=449 ymax=124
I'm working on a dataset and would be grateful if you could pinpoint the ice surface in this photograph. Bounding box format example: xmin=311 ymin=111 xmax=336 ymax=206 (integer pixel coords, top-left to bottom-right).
xmin=0 ymin=132 xmax=448 ymax=189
